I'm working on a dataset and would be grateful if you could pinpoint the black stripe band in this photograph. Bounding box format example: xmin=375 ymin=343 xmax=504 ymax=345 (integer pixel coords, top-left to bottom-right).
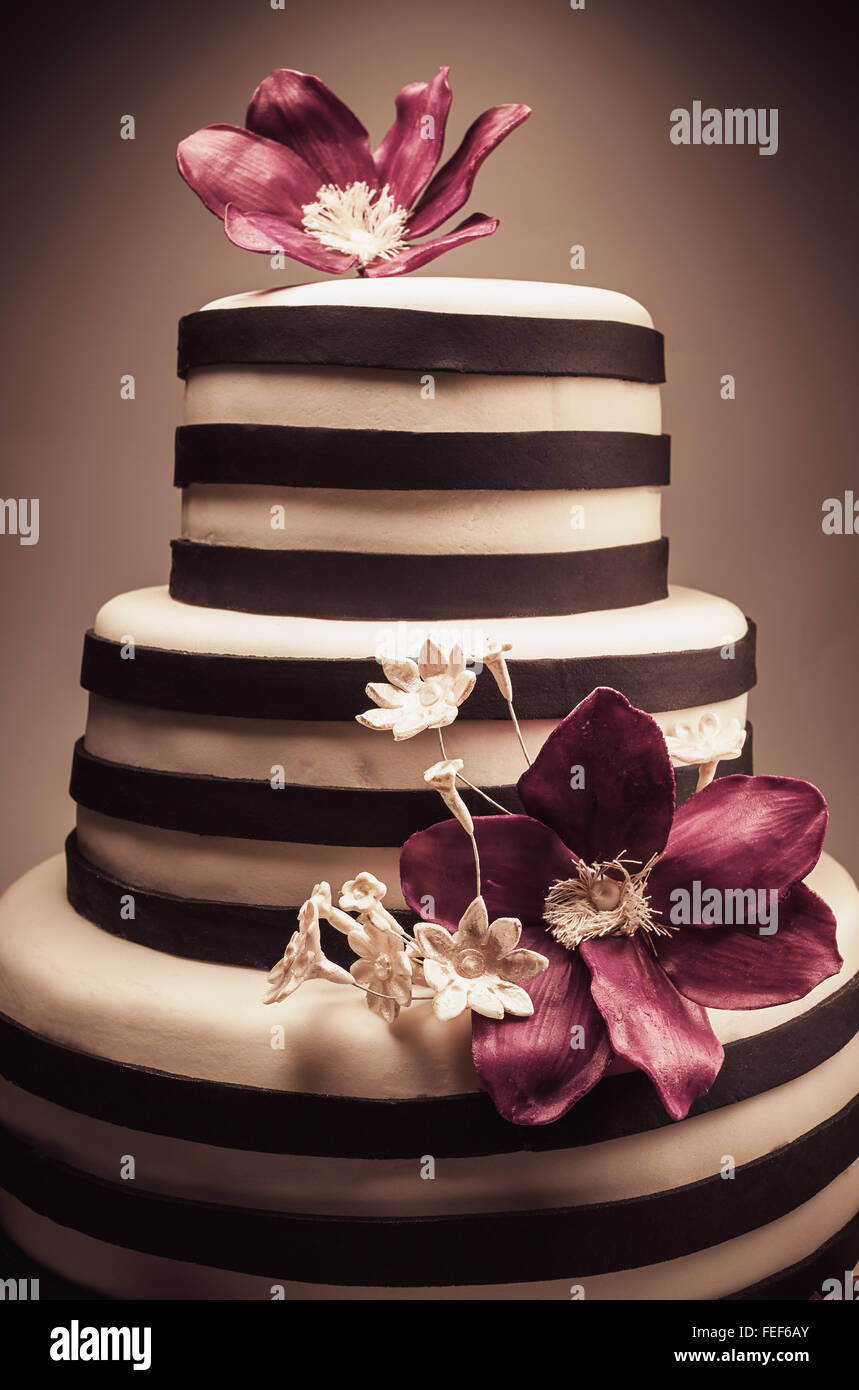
xmin=177 ymin=306 xmax=666 ymax=382
xmin=70 ymin=739 xmax=519 ymax=845
xmin=0 ymin=975 xmax=854 ymax=1159
xmin=2 ymin=1212 xmax=855 ymax=1301
xmin=174 ymin=424 xmax=672 ymax=491
xmin=0 ymin=1103 xmax=854 ymax=1284
xmin=69 ymin=730 xmax=753 ymax=847
xmin=80 ymin=623 xmax=757 ymax=722
xmin=168 ymin=537 xmax=670 ymax=620
xmin=64 ymin=832 xmax=407 ymax=970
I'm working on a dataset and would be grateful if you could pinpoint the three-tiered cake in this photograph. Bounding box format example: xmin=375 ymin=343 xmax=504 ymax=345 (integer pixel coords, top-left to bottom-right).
xmin=0 ymin=276 xmax=856 ymax=1299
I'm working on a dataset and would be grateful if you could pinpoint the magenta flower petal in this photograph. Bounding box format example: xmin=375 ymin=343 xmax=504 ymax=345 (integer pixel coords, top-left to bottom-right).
xmin=581 ymin=936 xmax=724 ymax=1119
xmin=364 ymin=213 xmax=499 ymax=278
xmin=517 ymin=688 xmax=675 ymax=868
xmin=176 ymin=124 xmax=319 ymax=221
xmin=406 ymin=103 xmax=531 ymax=238
xmin=472 ymin=932 xmax=612 ymax=1124
xmin=223 ymin=205 xmax=357 ymax=273
xmin=245 ymin=69 xmax=377 ymax=187
xmin=655 ymin=880 xmax=842 ymax=1009
xmin=647 ymin=775 xmax=829 ymax=926
xmin=401 ymin=814 xmax=575 ymax=931
xmin=373 ymin=66 xmax=452 ymax=211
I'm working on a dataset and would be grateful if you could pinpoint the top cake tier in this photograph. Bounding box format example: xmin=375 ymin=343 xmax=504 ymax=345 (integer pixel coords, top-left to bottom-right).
xmin=171 ymin=278 xmax=669 ymax=622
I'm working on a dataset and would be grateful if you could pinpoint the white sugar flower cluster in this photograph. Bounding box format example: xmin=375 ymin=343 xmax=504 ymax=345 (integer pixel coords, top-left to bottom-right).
xmin=264 ymin=875 xmax=547 ymax=1025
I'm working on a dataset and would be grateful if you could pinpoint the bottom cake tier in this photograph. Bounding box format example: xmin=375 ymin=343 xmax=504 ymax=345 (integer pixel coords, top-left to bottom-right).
xmin=0 ymin=851 xmax=856 ymax=1300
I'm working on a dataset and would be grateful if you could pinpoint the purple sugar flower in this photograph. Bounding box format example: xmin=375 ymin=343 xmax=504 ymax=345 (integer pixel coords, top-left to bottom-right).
xmin=177 ymin=67 xmax=529 ymax=276
xmin=400 ymin=688 xmax=841 ymax=1125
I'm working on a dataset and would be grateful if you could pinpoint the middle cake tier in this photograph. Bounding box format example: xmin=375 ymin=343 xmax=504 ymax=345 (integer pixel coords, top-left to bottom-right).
xmin=67 ymin=583 xmax=756 ymax=968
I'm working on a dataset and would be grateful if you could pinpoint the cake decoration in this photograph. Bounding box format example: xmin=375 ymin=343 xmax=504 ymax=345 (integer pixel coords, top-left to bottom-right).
xmin=263 ymin=895 xmax=352 ymax=1002
xmin=414 ymin=898 xmax=548 ymax=1021
xmin=263 ymin=866 xmax=549 ymax=1025
xmin=177 ymin=66 xmax=530 ymax=275
xmin=401 ymin=686 xmax=841 ymax=1124
xmin=664 ymin=708 xmax=748 ymax=791
xmin=269 ymin=653 xmax=839 ymax=1130
xmin=356 ymin=638 xmax=476 ymax=740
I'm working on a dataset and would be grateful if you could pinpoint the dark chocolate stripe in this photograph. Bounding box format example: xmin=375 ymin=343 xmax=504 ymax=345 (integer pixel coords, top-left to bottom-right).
xmin=64 ymin=831 xmax=408 ymax=970
xmin=80 ymin=623 xmax=758 ymax=722
xmin=174 ymin=424 xmax=671 ymax=491
xmin=1 ymin=1211 xmax=855 ymax=1301
xmin=177 ymin=306 xmax=666 ymax=382
xmin=69 ymin=739 xmax=521 ymax=845
xmin=69 ymin=732 xmax=753 ymax=848
xmin=0 ymin=1103 xmax=854 ymax=1285
xmin=0 ymin=972 xmax=853 ymax=1160
xmin=168 ymin=537 xmax=670 ymax=620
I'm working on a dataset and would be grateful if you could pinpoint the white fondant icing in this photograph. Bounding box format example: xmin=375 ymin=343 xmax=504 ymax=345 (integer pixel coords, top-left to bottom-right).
xmin=3 ymin=1168 xmax=856 ymax=1300
xmin=92 ymin=584 xmax=749 ymax=661
xmin=200 ymin=278 xmax=656 ymax=327
xmin=0 ymin=853 xmax=856 ymax=1096
xmin=180 ymin=485 xmax=663 ymax=555
xmin=83 ymin=695 xmax=749 ymax=787
xmin=1 ymin=1035 xmax=854 ymax=1217
xmin=184 ymin=365 xmax=661 ymax=435
xmin=75 ymin=807 xmax=410 ymax=909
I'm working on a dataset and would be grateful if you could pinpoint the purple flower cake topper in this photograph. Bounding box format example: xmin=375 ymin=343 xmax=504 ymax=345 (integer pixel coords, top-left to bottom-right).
xmin=177 ymin=67 xmax=530 ymax=276
xmin=400 ymin=688 xmax=842 ymax=1126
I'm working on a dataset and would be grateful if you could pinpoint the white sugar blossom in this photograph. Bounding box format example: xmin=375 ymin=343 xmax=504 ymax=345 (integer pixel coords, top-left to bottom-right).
xmin=339 ymin=871 xmax=388 ymax=914
xmin=473 ymin=637 xmax=514 ymax=701
xmin=264 ymin=897 xmax=353 ymax=1004
xmin=348 ymin=916 xmax=413 ymax=1023
xmin=664 ymin=710 xmax=747 ymax=792
xmin=415 ymin=896 xmax=548 ymax=1021
xmin=423 ymin=757 xmax=473 ymax=835
xmin=357 ymin=640 xmax=476 ymax=742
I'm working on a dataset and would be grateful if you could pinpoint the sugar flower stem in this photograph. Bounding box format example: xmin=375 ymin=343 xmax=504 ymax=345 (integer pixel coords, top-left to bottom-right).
xmin=470 ymin=831 xmax=482 ymax=899
xmin=457 ymin=775 xmax=514 ymax=816
xmin=507 ymin=698 xmax=532 ymax=766
xmin=349 ymin=978 xmax=406 ymax=1003
xmin=432 ymin=730 xmax=482 ymax=898
xmin=437 ymin=728 xmax=513 ymax=815
xmin=695 ymin=757 xmax=720 ymax=793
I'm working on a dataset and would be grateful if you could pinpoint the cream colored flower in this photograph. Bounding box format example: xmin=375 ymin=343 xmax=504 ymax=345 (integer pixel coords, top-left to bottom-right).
xmin=348 ymin=916 xmax=413 ymax=1023
xmin=664 ymin=711 xmax=747 ymax=792
xmin=415 ymin=896 xmax=548 ymax=1021
xmin=356 ymin=640 xmax=476 ymax=742
xmin=423 ymin=757 xmax=473 ymax=834
xmin=263 ymin=897 xmax=353 ymax=1003
xmin=474 ymin=637 xmax=514 ymax=701
xmin=664 ymin=711 xmax=747 ymax=765
xmin=339 ymin=871 xmax=388 ymax=914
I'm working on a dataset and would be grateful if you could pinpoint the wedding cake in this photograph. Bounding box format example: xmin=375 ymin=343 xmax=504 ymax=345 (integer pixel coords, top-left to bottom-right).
xmin=0 ymin=67 xmax=855 ymax=1301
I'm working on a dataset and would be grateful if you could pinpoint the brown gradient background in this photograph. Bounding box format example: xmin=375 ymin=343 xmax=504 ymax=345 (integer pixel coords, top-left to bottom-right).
xmin=1 ymin=0 xmax=856 ymax=887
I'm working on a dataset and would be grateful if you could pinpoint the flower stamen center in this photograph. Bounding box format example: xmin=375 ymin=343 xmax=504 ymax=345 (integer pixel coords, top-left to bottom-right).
xmin=301 ymin=182 xmax=409 ymax=267
xmin=543 ymin=854 xmax=670 ymax=951
xmin=455 ymin=948 xmax=487 ymax=979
